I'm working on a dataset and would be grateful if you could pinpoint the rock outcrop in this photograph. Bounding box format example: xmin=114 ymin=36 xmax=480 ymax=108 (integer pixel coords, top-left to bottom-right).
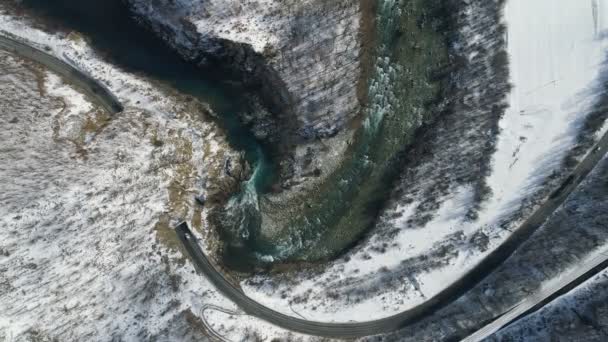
xmin=124 ymin=0 xmax=364 ymax=186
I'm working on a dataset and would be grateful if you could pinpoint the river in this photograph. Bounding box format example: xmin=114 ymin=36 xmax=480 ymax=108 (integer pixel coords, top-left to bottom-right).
xmin=19 ymin=0 xmax=450 ymax=270
xmin=20 ymin=0 xmax=275 ymax=193
xmin=221 ymin=0 xmax=450 ymax=267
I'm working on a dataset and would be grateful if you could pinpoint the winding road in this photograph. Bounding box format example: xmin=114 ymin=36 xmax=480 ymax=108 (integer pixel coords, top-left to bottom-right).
xmin=177 ymin=128 xmax=608 ymax=338
xmin=0 ymin=32 xmax=123 ymax=114
xmin=3 ymin=24 xmax=605 ymax=341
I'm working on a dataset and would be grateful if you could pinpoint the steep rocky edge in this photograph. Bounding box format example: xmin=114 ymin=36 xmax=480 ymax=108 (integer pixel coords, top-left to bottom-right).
xmin=123 ymin=0 xmax=367 ymax=189
xmin=123 ymin=0 xmax=469 ymax=268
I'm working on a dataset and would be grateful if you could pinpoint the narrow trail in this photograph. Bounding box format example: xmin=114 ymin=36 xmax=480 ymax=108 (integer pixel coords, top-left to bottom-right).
xmin=200 ymin=304 xmax=245 ymax=342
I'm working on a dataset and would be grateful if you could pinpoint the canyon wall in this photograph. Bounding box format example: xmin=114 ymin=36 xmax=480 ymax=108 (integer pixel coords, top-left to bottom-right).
xmin=124 ymin=0 xmax=365 ymax=186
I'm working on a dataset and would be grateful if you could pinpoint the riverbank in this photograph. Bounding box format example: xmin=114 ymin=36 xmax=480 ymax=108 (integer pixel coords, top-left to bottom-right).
xmin=239 ymin=0 xmax=608 ymax=324
xmin=208 ymin=0 xmax=454 ymax=269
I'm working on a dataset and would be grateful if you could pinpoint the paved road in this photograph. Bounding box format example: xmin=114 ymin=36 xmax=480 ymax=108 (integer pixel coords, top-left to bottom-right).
xmin=176 ymin=129 xmax=608 ymax=338
xmin=3 ymin=9 xmax=607 ymax=342
xmin=0 ymin=32 xmax=123 ymax=114
xmin=4 ymin=11 xmax=604 ymax=341
xmin=463 ymin=250 xmax=608 ymax=342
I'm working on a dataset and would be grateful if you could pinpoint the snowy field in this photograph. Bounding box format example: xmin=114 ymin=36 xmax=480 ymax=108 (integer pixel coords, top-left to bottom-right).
xmin=482 ymin=0 xmax=608 ymax=222
xmin=240 ymin=0 xmax=608 ymax=322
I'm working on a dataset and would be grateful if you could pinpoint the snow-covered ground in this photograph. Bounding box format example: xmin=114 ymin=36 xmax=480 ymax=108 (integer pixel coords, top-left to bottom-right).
xmin=373 ymin=153 xmax=608 ymax=341
xmin=131 ymin=0 xmax=287 ymax=53
xmin=240 ymin=0 xmax=608 ymax=322
xmin=0 ymin=10 xmax=316 ymax=342
xmin=192 ymin=0 xmax=285 ymax=53
xmin=2 ymin=0 xmax=608 ymax=338
xmin=127 ymin=0 xmax=362 ymax=157
xmin=489 ymin=266 xmax=608 ymax=341
xmin=481 ymin=0 xmax=608 ymax=222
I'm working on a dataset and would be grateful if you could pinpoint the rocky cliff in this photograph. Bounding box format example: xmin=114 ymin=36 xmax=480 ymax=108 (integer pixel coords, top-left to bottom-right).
xmin=124 ymin=0 xmax=365 ymax=187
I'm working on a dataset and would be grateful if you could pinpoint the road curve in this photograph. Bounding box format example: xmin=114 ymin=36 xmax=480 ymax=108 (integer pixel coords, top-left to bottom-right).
xmin=176 ymin=129 xmax=608 ymax=338
xmin=0 ymin=32 xmax=123 ymax=114
xmin=178 ymin=132 xmax=608 ymax=338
